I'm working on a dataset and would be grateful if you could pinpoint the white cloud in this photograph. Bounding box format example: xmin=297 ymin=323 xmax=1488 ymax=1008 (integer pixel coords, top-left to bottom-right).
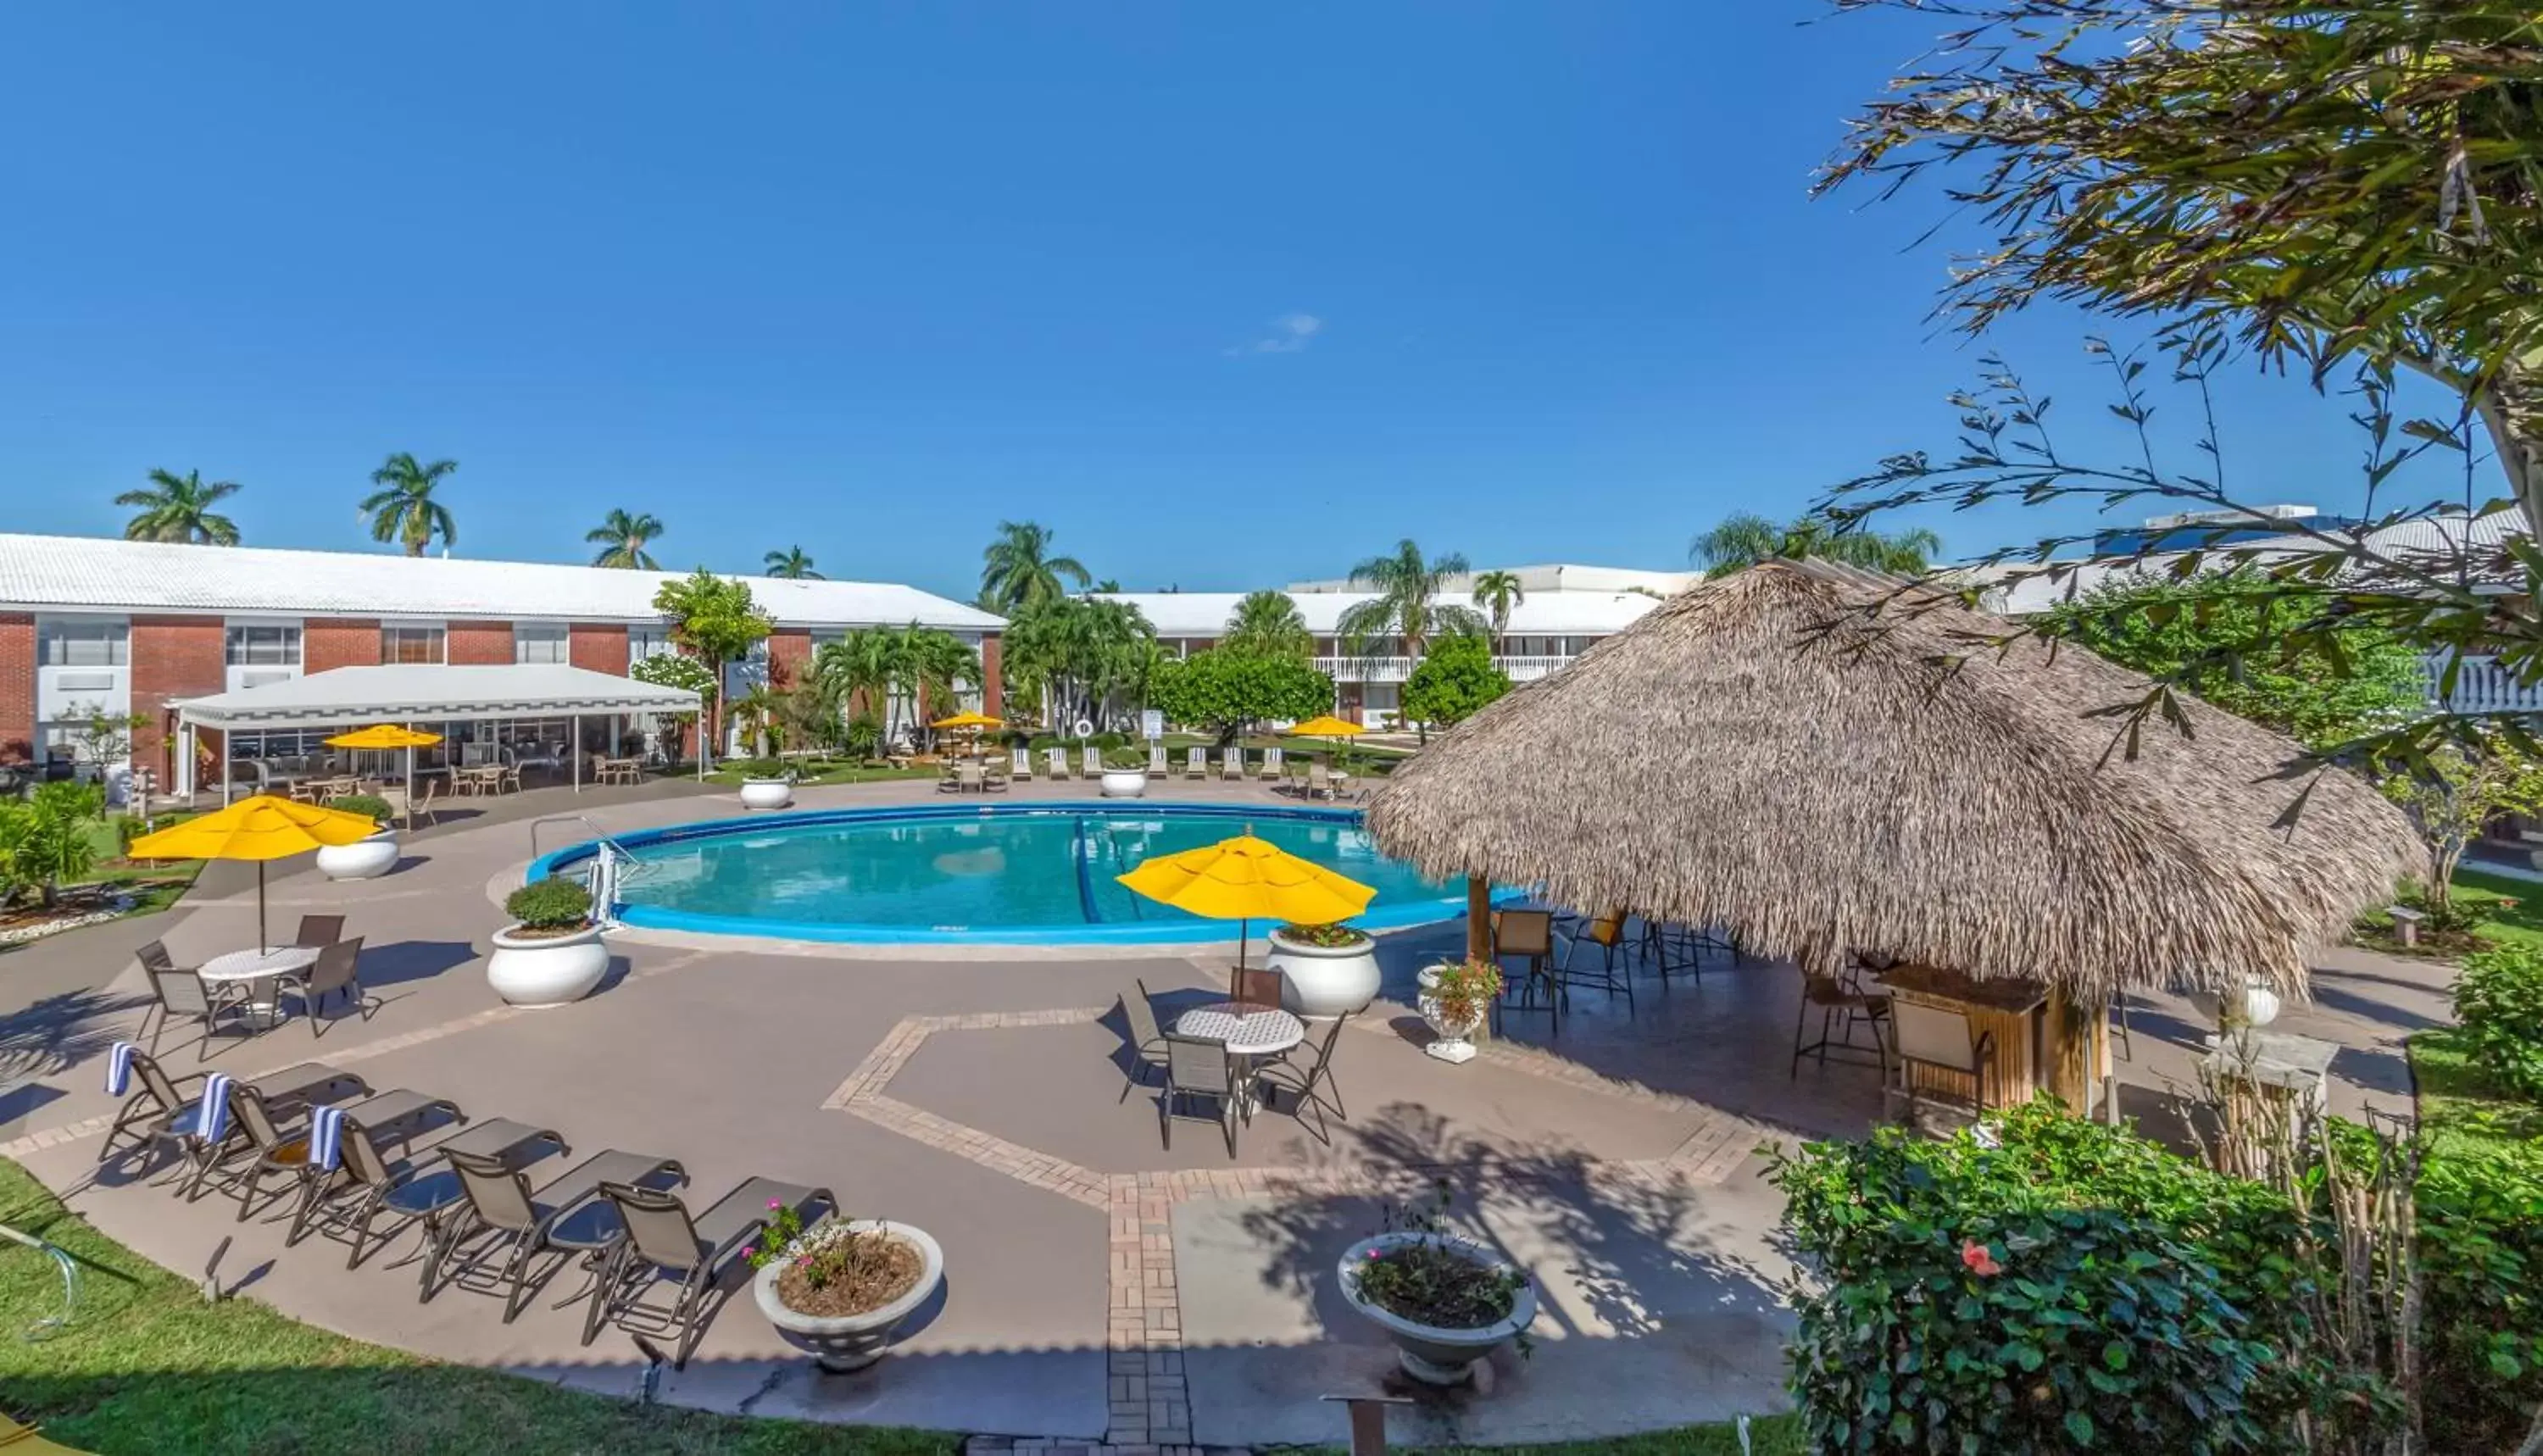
xmin=1227 ymin=312 xmax=1323 ymax=357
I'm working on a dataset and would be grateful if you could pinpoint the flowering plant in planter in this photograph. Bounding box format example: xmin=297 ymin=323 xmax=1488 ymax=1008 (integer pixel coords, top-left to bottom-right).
xmin=1422 ymin=957 xmax=1504 ymax=1031
xmin=751 ymin=1207 xmax=927 ymax=1320
xmin=1347 ymin=1183 xmax=1532 ymax=1346
xmin=1277 ymin=920 xmax=1370 ymax=949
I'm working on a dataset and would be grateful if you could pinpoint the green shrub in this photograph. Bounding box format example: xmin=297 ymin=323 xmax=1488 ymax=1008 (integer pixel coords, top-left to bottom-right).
xmin=326 ymin=793 xmax=393 ymax=825
xmin=504 ymin=876 xmax=592 ymax=931
xmin=2453 ymin=943 xmax=2543 ymax=1102
xmin=112 ymin=814 xmax=148 ymax=858
xmin=736 ymin=758 xmax=787 ymax=779
xmin=1770 ymin=1103 xmax=2406 ymax=1453
xmin=1102 ymin=747 xmax=1147 ymax=770
xmin=844 ymin=713 xmax=883 ymax=759
xmin=2418 ymin=1140 xmax=2543 ymax=1450
xmin=1025 ymin=731 xmax=1129 ymax=753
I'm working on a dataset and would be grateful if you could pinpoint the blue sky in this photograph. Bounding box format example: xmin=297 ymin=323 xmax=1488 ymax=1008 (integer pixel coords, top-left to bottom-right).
xmin=0 ymin=3 xmax=2477 ymax=603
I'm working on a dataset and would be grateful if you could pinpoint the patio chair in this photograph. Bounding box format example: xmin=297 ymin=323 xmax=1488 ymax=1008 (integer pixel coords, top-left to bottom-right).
xmin=1147 ymin=743 xmax=1167 ymax=779
xmin=1082 ymin=744 xmax=1104 ymax=776
xmin=983 ymin=759 xmax=1010 ymax=793
xmin=955 ymin=760 xmax=987 ymax=794
xmin=1260 ymin=746 xmax=1283 ymax=781
xmin=292 ymin=915 xmax=346 ymax=948
xmin=1304 ymin=762 xmax=1331 ymax=800
xmin=1221 ymin=748 xmax=1245 ymax=780
xmin=584 ymin=1176 xmax=837 ymax=1364
xmin=1159 ymin=1034 xmax=1242 ymax=1156
xmin=436 ymin=1147 xmax=688 ymax=1320
xmin=1791 ymin=971 xmax=1891 ymax=1080
xmin=1555 ymin=910 xmax=1636 ymax=1009
xmin=1117 ymin=981 xmax=1171 ymax=1101
xmin=134 ymin=942 xmax=253 ymax=1058
xmin=936 ymin=760 xmax=964 ymax=793
xmin=1010 ymin=746 xmax=1034 ymax=781
xmin=1889 ymin=999 xmax=1997 ymax=1119
xmin=273 ymin=936 xmax=377 ymax=1036
xmin=409 ymin=775 xmax=441 ymax=827
xmin=1185 ymin=748 xmax=1209 ymax=780
xmin=1491 ymin=909 xmax=1561 ymax=1034
xmin=1232 ymin=966 xmax=1284 ymax=1009
xmin=1256 ymin=1011 xmax=1349 ymax=1142
xmin=1045 ymin=747 xmax=1071 ymax=781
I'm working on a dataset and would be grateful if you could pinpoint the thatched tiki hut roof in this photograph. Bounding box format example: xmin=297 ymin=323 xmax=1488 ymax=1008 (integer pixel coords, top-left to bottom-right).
xmin=1366 ymin=559 xmax=2423 ymax=1006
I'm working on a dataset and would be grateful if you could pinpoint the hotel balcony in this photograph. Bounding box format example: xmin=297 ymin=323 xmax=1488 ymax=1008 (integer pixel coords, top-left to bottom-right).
xmin=2423 ymin=654 xmax=2543 ymax=714
xmin=1313 ymin=653 xmax=1577 ymax=685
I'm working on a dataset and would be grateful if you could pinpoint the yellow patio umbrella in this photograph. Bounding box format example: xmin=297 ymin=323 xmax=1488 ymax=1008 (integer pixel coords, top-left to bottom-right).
xmin=1116 ymin=830 xmax=1376 ymax=968
xmin=326 ymin=724 xmax=443 ymax=829
xmin=929 ymin=711 xmax=1003 ymax=731
xmin=1285 ymin=714 xmax=1367 ymax=776
xmin=128 ymin=795 xmax=381 ymax=953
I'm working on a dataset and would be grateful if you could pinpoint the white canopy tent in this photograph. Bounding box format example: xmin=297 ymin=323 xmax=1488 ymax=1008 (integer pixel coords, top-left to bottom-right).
xmin=170 ymin=663 xmax=706 ymax=803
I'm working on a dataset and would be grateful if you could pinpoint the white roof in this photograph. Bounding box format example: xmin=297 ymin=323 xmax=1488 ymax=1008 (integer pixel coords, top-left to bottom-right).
xmin=1096 ymin=589 xmax=1669 ymax=639
xmin=1987 ymin=510 xmax=2527 ymax=615
xmin=171 ymin=663 xmax=702 ymax=728
xmin=0 ymin=533 xmax=1001 ymax=631
xmin=1284 ymin=564 xmax=1700 ymax=597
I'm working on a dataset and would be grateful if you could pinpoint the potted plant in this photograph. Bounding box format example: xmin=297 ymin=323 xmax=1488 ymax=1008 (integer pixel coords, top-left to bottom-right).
xmin=315 ymin=793 xmax=401 ymax=880
xmin=1338 ymin=1183 xmax=1535 ymax=1386
xmin=487 ymin=876 xmax=609 ymax=1007
xmin=737 ymin=759 xmax=795 ymax=811
xmin=1266 ymin=920 xmax=1381 ymax=1017
xmin=750 ymin=1204 xmax=944 ymax=1373
xmin=1415 ymin=957 xmax=1503 ymax=1064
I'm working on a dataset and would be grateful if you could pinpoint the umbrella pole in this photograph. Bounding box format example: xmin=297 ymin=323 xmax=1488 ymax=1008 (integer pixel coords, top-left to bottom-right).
xmin=258 ymin=861 xmax=269 ymax=954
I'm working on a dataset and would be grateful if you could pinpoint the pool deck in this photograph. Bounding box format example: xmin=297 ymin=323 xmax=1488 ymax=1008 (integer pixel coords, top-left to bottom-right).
xmin=0 ymin=775 xmax=2462 ymax=1448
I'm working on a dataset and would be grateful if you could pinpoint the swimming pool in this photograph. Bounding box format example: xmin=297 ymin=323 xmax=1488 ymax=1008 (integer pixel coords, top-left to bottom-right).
xmin=530 ymin=802 xmax=1482 ymax=944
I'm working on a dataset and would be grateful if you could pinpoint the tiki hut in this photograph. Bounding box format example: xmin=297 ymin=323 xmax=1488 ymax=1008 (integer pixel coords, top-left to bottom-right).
xmin=1366 ymin=560 xmax=2423 ymax=1015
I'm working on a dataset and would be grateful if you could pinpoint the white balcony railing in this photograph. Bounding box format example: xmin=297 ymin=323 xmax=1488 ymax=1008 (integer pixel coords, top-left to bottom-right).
xmin=2423 ymin=654 xmax=2543 ymax=714
xmin=1312 ymin=653 xmax=1579 ymax=685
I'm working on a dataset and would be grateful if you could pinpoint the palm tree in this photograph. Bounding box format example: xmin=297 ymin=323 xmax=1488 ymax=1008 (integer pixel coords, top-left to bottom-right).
xmin=1470 ymin=570 xmax=1526 ymax=650
xmin=1223 ymin=590 xmax=1313 ymax=660
xmin=765 ymin=546 xmax=821 ymax=579
xmin=115 ymin=469 xmax=242 ymax=545
xmin=359 ymin=453 xmax=459 ymax=556
xmin=587 ymin=509 xmax=666 ymax=569
xmin=1337 ymin=539 xmax=1486 ymax=659
xmin=979 ymin=520 xmax=1091 ymax=614
xmin=1691 ymin=511 xmax=1942 ymax=578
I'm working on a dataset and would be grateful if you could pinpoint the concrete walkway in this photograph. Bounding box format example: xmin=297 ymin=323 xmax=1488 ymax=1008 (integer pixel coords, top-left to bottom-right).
xmin=0 ymin=775 xmax=2460 ymax=1447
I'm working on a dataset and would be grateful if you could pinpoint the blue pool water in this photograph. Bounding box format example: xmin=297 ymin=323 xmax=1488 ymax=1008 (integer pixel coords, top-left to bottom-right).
xmin=531 ymin=802 xmax=1477 ymax=944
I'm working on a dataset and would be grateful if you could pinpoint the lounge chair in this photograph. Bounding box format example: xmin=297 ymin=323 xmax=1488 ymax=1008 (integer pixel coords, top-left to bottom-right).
xmin=175 ymin=1062 xmax=373 ymax=1205
xmin=1117 ymin=981 xmax=1170 ymax=1102
xmin=134 ymin=942 xmax=252 ymax=1057
xmin=1081 ymin=744 xmax=1103 ymax=776
xmin=1221 ymin=748 xmax=1245 ymax=781
xmin=1304 ymin=762 xmax=1331 ymax=800
xmin=983 ymin=759 xmax=1010 ymax=793
xmin=1159 ymin=1034 xmax=1244 ymax=1156
xmin=97 ymin=1044 xmax=219 ymax=1170
xmin=584 ymin=1176 xmax=837 ymax=1365
xmin=955 ymin=760 xmax=987 ymax=794
xmin=1185 ymin=748 xmax=1209 ymax=780
xmin=1010 ymin=746 xmax=1034 ymax=781
xmin=203 ymin=1076 xmax=447 ymax=1221
xmin=273 ymin=936 xmax=378 ymax=1036
xmin=1045 ymin=747 xmax=1071 ymax=781
xmin=437 ymin=1146 xmax=688 ymax=1320
xmin=936 ymin=760 xmax=964 ymax=793
xmin=1147 ymin=743 xmax=1168 ymax=779
xmin=1260 ymin=747 xmax=1283 ymax=781
xmin=282 ymin=1099 xmax=520 ymax=1267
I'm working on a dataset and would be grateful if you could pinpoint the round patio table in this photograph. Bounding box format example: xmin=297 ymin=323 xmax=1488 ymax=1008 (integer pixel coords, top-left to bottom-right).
xmin=1174 ymin=1002 xmax=1306 ymax=1115
xmin=200 ymin=945 xmax=320 ymax=1030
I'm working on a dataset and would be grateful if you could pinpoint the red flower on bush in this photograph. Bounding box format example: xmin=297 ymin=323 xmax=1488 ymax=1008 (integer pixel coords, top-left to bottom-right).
xmin=1961 ymin=1239 xmax=2003 ymax=1277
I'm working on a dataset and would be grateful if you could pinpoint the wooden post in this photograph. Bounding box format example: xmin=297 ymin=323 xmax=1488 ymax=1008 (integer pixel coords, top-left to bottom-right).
xmin=2045 ymin=987 xmax=2102 ymax=1114
xmin=1466 ymin=874 xmax=1491 ymax=963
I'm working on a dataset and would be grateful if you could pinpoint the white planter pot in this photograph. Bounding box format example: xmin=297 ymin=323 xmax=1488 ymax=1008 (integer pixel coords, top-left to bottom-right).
xmin=315 ymin=831 xmax=400 ymax=881
xmin=1416 ymin=964 xmax=1487 ymax=1064
xmin=1267 ymin=930 xmax=1381 ymax=1018
xmin=739 ymin=779 xmax=795 ymax=811
xmin=1098 ymin=769 xmax=1147 ymax=798
xmin=1338 ymin=1231 xmax=1536 ymax=1385
xmin=487 ymin=923 xmax=609 ymax=1008
xmin=2191 ymin=981 xmax=2284 ymax=1030
xmin=754 ymin=1220 xmax=945 ymax=1373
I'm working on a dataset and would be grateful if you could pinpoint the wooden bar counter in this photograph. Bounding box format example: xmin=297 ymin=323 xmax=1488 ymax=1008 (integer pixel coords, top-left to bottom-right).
xmin=1875 ymin=964 xmax=2051 ymax=1109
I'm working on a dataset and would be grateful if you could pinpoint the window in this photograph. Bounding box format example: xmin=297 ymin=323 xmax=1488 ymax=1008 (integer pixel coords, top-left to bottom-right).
xmin=515 ymin=624 xmax=570 ymax=664
xmin=37 ymin=618 xmax=128 ymax=667
xmin=224 ymin=625 xmax=302 ymax=666
xmin=628 ymin=626 xmax=675 ymax=665
xmin=381 ymin=625 xmax=447 ymax=664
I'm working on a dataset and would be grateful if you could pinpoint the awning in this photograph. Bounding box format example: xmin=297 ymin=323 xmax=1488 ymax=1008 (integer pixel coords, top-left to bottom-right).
xmin=171 ymin=663 xmax=702 ymax=730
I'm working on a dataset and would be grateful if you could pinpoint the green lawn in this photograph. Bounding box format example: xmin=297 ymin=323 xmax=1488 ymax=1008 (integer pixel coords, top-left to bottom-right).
xmin=2411 ymin=1025 xmax=2543 ymax=1163
xmin=2440 ymin=867 xmax=2543 ymax=949
xmin=0 ymin=1156 xmax=1798 ymax=1454
xmin=703 ymin=763 xmax=941 ymax=788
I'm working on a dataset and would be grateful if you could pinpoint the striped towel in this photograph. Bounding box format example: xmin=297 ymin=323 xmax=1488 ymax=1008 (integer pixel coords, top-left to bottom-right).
xmin=105 ymin=1041 xmax=138 ymax=1097
xmin=193 ymin=1073 xmax=234 ymax=1142
xmin=309 ymin=1104 xmax=346 ymax=1171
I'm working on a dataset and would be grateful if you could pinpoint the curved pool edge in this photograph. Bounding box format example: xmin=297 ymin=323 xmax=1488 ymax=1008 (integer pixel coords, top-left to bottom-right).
xmin=527 ymin=799 xmax=1522 ymax=948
